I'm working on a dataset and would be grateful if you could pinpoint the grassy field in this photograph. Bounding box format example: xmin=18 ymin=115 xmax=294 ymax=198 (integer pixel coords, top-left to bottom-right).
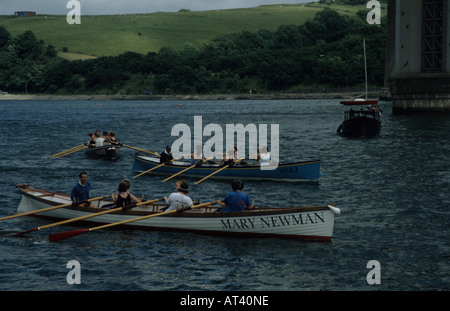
xmin=0 ymin=3 xmax=385 ymax=58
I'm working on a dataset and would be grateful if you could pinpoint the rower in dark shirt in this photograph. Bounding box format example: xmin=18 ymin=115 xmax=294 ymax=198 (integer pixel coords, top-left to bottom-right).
xmin=112 ymin=179 xmax=141 ymax=209
xmin=160 ymin=146 xmax=174 ymax=164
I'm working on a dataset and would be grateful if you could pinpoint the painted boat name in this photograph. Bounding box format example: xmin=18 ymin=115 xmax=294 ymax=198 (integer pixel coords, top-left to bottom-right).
xmin=221 ymin=212 xmax=325 ymax=230
xmin=277 ymin=166 xmax=298 ymax=174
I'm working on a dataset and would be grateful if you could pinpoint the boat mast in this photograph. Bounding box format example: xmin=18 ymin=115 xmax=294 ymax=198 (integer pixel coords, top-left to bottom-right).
xmin=363 ymin=39 xmax=368 ymax=100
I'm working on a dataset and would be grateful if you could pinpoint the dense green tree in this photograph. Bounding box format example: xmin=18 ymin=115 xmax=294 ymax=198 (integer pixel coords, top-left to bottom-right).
xmin=42 ymin=59 xmax=73 ymax=93
xmin=0 ymin=7 xmax=386 ymax=95
xmin=274 ymin=25 xmax=305 ymax=49
xmin=0 ymin=26 xmax=11 ymax=49
xmin=13 ymin=31 xmax=45 ymax=62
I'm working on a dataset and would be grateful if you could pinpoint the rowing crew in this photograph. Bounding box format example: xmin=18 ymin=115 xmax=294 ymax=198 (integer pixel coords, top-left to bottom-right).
xmin=159 ymin=145 xmax=271 ymax=167
xmin=87 ymin=130 xmax=118 ymax=147
xmin=71 ymin=172 xmax=253 ymax=213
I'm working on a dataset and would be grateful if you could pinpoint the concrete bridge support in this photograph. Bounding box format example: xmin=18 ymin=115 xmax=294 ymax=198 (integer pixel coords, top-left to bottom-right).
xmin=385 ymin=0 xmax=450 ymax=113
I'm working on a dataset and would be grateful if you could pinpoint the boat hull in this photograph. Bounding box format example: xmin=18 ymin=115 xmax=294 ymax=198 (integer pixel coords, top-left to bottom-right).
xmin=16 ymin=188 xmax=337 ymax=241
xmin=86 ymin=145 xmax=120 ymax=160
xmin=340 ymin=100 xmax=379 ymax=106
xmin=337 ymin=116 xmax=381 ymax=138
xmin=132 ymin=155 xmax=321 ymax=181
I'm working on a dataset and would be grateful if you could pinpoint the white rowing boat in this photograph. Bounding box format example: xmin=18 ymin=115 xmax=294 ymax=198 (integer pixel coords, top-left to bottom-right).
xmin=15 ymin=186 xmax=340 ymax=241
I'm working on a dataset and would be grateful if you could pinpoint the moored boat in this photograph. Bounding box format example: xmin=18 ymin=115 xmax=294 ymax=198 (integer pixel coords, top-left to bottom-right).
xmin=337 ymin=99 xmax=381 ymax=138
xmin=337 ymin=39 xmax=381 ymax=138
xmin=15 ymin=186 xmax=339 ymax=241
xmin=132 ymin=155 xmax=321 ymax=181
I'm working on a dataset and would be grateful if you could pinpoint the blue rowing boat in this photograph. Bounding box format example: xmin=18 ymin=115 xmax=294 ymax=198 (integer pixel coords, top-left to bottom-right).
xmin=132 ymin=155 xmax=321 ymax=181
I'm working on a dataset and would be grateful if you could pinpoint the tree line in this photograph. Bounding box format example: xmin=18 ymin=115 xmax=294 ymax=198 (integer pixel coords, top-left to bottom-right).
xmin=0 ymin=7 xmax=386 ymax=95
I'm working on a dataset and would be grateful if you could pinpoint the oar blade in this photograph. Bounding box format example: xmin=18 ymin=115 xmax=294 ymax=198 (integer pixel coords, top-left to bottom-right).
xmin=2 ymin=227 xmax=39 ymax=237
xmin=49 ymin=228 xmax=90 ymax=242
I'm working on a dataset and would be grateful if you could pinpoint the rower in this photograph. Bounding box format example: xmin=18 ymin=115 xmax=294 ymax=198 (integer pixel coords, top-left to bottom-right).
xmin=160 ymin=145 xmax=173 ymax=164
xmin=71 ymin=172 xmax=94 ymax=208
xmin=112 ymin=179 xmax=141 ymax=210
xmin=95 ymin=132 xmax=104 ymax=147
xmin=87 ymin=132 xmax=96 ymax=146
xmin=220 ymin=146 xmax=238 ymax=166
xmin=190 ymin=145 xmax=203 ymax=166
xmin=102 ymin=131 xmax=111 ymax=143
xmin=216 ymin=179 xmax=254 ymax=213
xmin=109 ymin=132 xmax=117 ymax=143
xmin=163 ymin=180 xmax=193 ymax=212
xmin=256 ymin=147 xmax=270 ymax=165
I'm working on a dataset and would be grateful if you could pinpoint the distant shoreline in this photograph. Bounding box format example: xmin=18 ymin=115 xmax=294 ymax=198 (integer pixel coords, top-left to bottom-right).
xmin=0 ymin=91 xmax=387 ymax=101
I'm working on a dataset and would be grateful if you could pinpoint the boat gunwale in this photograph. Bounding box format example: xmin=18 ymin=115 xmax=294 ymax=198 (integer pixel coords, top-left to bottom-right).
xmin=20 ymin=188 xmax=332 ymax=218
xmin=134 ymin=155 xmax=321 ymax=171
xmin=342 ymin=114 xmax=381 ymax=122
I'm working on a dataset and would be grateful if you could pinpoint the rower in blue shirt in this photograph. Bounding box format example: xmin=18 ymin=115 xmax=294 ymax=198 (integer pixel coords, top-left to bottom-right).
xmin=217 ymin=179 xmax=254 ymax=212
xmin=71 ymin=172 xmax=92 ymax=206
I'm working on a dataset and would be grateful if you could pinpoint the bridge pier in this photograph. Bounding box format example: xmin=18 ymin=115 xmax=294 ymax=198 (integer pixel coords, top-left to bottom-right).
xmin=385 ymin=0 xmax=450 ymax=113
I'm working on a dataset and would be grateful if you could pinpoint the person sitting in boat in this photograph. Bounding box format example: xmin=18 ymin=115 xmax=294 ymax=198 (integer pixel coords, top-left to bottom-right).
xmin=102 ymin=131 xmax=111 ymax=144
xmin=94 ymin=129 xmax=102 ymax=139
xmin=112 ymin=179 xmax=142 ymax=210
xmin=220 ymin=146 xmax=238 ymax=166
xmin=71 ymin=172 xmax=94 ymax=207
xmin=190 ymin=145 xmax=203 ymax=166
xmin=256 ymin=147 xmax=271 ymax=165
xmin=216 ymin=179 xmax=254 ymax=213
xmin=160 ymin=146 xmax=174 ymax=164
xmin=109 ymin=132 xmax=117 ymax=144
xmin=163 ymin=180 xmax=193 ymax=212
xmin=87 ymin=132 xmax=96 ymax=147
xmin=375 ymin=106 xmax=382 ymax=117
xmin=95 ymin=132 xmax=105 ymax=147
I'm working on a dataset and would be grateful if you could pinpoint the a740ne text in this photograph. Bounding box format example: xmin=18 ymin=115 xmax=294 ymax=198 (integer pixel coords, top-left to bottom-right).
xmin=180 ymin=295 xmax=269 ymax=308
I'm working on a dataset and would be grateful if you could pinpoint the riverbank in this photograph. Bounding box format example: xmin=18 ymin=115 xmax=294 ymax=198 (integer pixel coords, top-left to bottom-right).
xmin=0 ymin=91 xmax=388 ymax=101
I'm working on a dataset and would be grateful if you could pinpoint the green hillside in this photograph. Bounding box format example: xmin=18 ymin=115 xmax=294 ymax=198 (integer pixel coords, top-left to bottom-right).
xmin=0 ymin=3 xmax=384 ymax=58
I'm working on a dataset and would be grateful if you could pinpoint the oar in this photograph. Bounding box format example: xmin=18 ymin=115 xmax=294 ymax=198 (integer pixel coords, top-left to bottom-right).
xmin=53 ymin=144 xmax=86 ymax=156
xmin=133 ymin=155 xmax=186 ymax=179
xmin=49 ymin=201 xmax=216 ymax=242
xmin=0 ymin=195 xmax=111 ymax=222
xmin=111 ymin=142 xmax=160 ymax=157
xmin=53 ymin=147 xmax=87 ymax=159
xmin=162 ymin=155 xmax=217 ymax=182
xmin=195 ymin=158 xmax=245 ymax=184
xmin=133 ymin=163 xmax=168 ymax=178
xmin=53 ymin=144 xmax=87 ymax=157
xmin=5 ymin=198 xmax=165 ymax=236
xmin=53 ymin=145 xmax=88 ymax=158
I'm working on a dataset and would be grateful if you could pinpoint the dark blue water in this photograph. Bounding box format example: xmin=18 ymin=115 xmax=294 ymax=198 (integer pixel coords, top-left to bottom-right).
xmin=0 ymin=99 xmax=448 ymax=292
